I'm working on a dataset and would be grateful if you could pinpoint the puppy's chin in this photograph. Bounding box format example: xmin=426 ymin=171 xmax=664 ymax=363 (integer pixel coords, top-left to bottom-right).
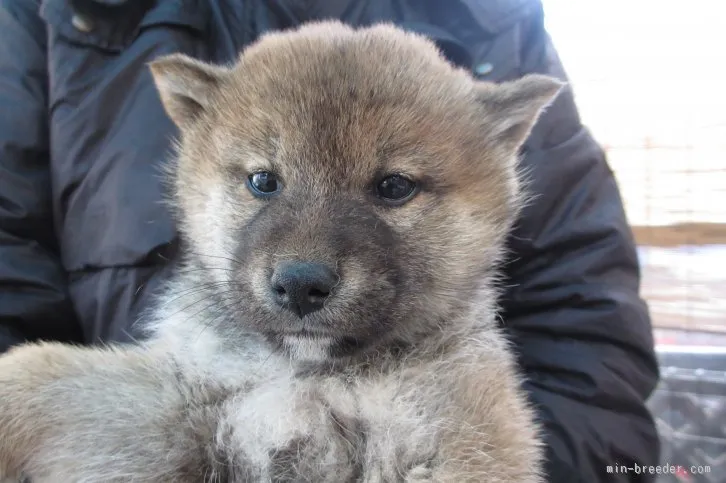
xmin=276 ymin=333 xmax=373 ymax=362
xmin=281 ymin=335 xmax=335 ymax=362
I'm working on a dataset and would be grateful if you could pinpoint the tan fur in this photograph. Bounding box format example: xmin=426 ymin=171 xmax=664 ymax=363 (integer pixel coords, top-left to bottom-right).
xmin=0 ymin=21 xmax=562 ymax=482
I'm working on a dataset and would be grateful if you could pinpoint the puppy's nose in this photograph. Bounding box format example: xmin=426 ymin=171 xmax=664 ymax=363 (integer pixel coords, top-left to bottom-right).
xmin=270 ymin=262 xmax=337 ymax=318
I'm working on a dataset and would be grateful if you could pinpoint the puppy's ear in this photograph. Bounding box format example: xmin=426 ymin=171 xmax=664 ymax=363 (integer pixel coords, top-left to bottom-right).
xmin=475 ymin=74 xmax=565 ymax=151
xmin=149 ymin=54 xmax=230 ymax=128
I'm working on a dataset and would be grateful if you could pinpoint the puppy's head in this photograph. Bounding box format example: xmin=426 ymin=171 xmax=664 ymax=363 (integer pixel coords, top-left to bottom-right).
xmin=150 ymin=21 xmax=562 ymax=361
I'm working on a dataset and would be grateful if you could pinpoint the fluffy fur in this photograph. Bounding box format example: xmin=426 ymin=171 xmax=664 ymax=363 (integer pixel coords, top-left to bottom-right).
xmin=0 ymin=21 xmax=562 ymax=483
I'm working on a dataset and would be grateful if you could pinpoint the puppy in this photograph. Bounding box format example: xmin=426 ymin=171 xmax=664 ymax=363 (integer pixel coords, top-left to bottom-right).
xmin=0 ymin=21 xmax=562 ymax=483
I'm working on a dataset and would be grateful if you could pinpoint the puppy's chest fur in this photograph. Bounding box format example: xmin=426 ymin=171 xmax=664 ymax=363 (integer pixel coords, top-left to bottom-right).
xmin=189 ymin=354 xmax=445 ymax=482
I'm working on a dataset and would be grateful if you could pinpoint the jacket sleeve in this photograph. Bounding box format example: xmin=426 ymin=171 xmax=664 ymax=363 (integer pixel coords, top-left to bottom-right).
xmin=500 ymin=4 xmax=661 ymax=482
xmin=0 ymin=0 xmax=83 ymax=353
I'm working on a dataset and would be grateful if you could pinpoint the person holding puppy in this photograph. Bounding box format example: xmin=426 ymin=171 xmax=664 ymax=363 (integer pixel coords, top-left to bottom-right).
xmin=0 ymin=0 xmax=659 ymax=481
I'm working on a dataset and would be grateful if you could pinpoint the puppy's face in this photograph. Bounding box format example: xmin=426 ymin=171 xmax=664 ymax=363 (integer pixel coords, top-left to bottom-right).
xmin=150 ymin=22 xmax=561 ymax=361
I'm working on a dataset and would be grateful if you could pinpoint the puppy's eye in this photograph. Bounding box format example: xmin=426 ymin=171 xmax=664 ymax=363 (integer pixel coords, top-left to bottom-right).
xmin=376 ymin=174 xmax=417 ymax=203
xmin=247 ymin=171 xmax=280 ymax=196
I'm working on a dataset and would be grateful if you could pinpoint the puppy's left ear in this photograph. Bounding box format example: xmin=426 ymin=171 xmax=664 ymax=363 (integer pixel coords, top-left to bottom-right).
xmin=149 ymin=54 xmax=230 ymax=128
xmin=475 ymin=74 xmax=565 ymax=151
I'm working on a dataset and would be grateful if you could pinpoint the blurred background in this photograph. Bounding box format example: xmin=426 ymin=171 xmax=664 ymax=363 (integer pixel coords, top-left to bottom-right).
xmin=543 ymin=0 xmax=726 ymax=481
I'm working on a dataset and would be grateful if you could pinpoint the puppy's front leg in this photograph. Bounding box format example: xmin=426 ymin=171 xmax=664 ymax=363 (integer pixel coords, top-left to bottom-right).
xmin=428 ymin=339 xmax=546 ymax=483
xmin=365 ymin=337 xmax=546 ymax=483
xmin=0 ymin=342 xmax=222 ymax=483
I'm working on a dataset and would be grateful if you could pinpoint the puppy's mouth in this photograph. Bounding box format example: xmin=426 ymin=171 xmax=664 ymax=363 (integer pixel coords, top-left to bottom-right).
xmin=282 ymin=327 xmax=336 ymax=339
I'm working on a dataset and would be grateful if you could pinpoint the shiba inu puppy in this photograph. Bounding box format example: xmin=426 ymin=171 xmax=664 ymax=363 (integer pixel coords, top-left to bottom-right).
xmin=0 ymin=20 xmax=562 ymax=483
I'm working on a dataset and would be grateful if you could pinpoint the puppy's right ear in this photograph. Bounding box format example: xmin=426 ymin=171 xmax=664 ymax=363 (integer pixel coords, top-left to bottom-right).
xmin=149 ymin=54 xmax=229 ymax=128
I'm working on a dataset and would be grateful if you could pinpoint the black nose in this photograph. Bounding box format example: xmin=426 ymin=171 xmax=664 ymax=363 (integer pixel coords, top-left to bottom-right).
xmin=270 ymin=262 xmax=337 ymax=318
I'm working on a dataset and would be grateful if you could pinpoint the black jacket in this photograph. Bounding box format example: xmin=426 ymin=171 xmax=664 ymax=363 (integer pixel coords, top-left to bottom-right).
xmin=0 ymin=0 xmax=660 ymax=481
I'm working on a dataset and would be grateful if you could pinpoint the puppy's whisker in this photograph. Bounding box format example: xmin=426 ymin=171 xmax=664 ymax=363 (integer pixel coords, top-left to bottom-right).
xmin=193 ymin=295 xmax=244 ymax=341
xmin=173 ymin=267 xmax=235 ymax=274
xmin=159 ymin=281 xmax=234 ymax=308
xmin=166 ymin=286 xmax=238 ymax=320
xmin=185 ymin=252 xmax=245 ymax=266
